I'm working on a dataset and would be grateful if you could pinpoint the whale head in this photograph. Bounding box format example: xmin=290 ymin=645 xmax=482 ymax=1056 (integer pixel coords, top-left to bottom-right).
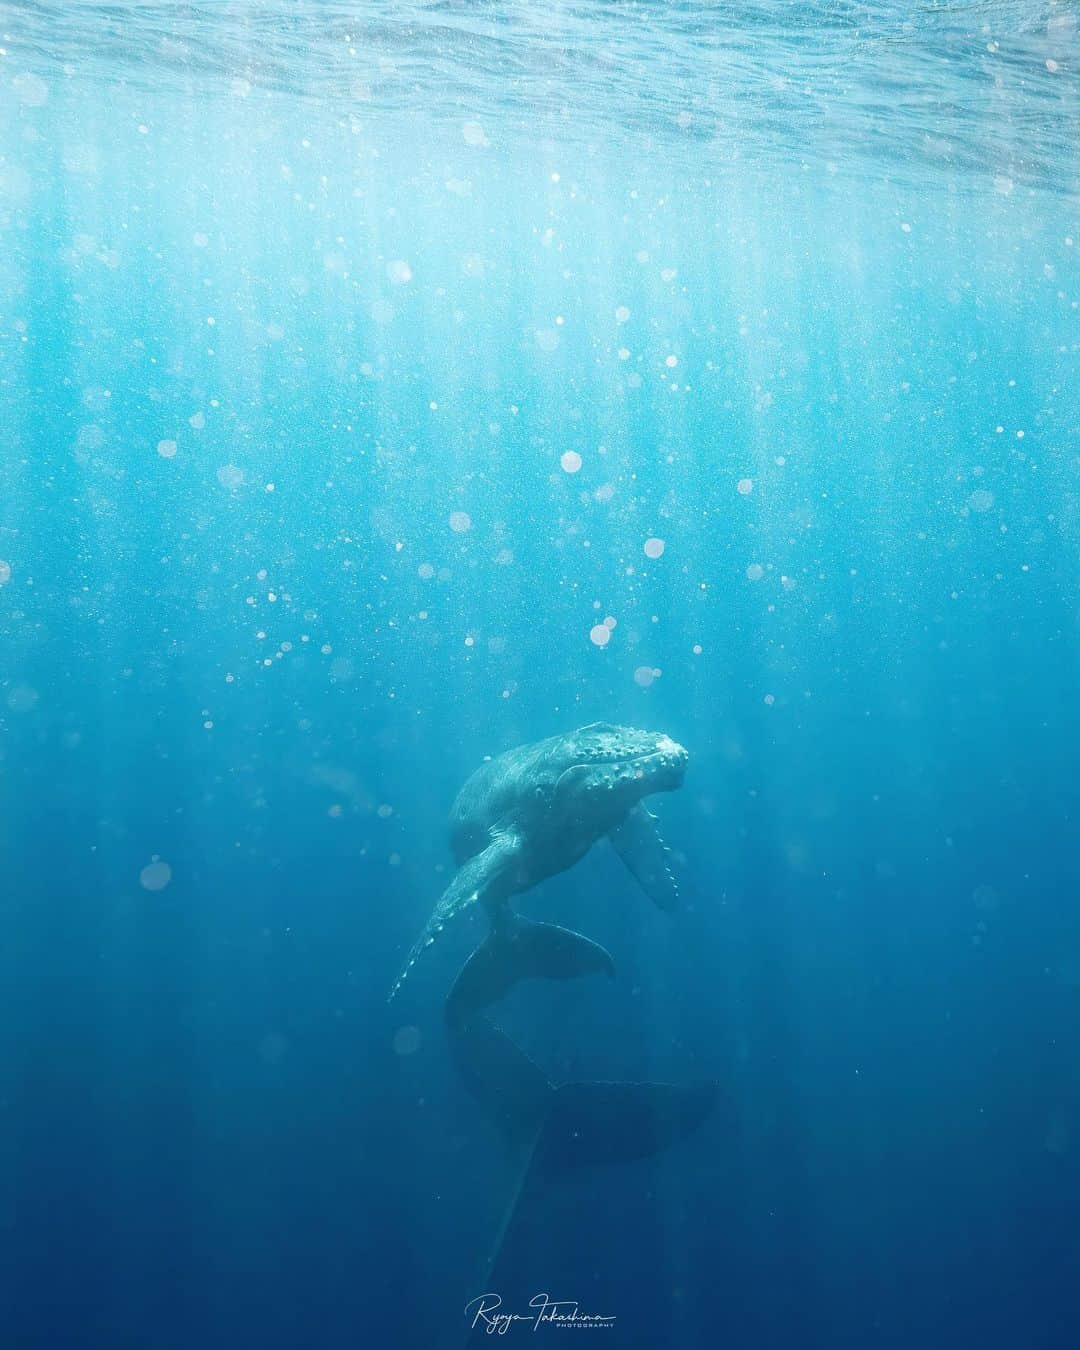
xmin=552 ymin=723 xmax=688 ymax=825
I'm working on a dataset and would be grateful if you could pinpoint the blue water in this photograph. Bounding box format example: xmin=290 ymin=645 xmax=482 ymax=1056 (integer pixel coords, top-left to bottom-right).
xmin=1 ymin=3 xmax=1079 ymax=1346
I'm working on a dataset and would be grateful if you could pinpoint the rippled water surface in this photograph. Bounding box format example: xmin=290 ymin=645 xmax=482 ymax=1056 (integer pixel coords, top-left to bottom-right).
xmin=2 ymin=1 xmax=1078 ymax=190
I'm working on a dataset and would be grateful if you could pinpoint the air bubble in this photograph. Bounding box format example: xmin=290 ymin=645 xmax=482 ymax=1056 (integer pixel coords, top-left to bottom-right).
xmin=140 ymin=859 xmax=172 ymax=891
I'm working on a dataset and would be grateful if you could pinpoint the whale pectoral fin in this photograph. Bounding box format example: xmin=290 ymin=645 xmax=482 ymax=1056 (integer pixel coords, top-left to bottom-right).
xmin=446 ymin=917 xmax=615 ymax=1028
xmin=609 ymin=804 xmax=679 ymax=911
xmin=388 ymin=833 xmax=519 ymax=1002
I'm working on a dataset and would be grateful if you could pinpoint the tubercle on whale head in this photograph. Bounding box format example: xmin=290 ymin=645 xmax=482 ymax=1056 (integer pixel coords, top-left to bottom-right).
xmin=631 ymin=734 xmax=688 ymax=794
xmin=560 ymin=728 xmax=688 ymax=815
xmin=566 ymin=724 xmax=687 ymax=769
xmin=615 ymin=734 xmax=688 ymax=801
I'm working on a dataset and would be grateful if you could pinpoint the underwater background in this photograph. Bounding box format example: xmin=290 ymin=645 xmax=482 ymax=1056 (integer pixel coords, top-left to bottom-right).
xmin=1 ymin=2 xmax=1079 ymax=1347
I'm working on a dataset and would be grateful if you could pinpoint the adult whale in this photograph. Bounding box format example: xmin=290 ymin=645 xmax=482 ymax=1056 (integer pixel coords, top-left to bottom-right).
xmin=389 ymin=722 xmax=688 ymax=1020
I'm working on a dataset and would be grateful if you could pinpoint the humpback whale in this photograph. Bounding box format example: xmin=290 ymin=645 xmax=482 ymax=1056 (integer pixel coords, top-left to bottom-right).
xmin=389 ymin=722 xmax=688 ymax=1015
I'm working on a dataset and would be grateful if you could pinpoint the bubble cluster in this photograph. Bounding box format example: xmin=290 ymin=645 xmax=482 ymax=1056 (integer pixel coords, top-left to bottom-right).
xmin=462 ymin=121 xmax=489 ymax=147
xmin=217 ymin=464 xmax=243 ymax=489
xmin=77 ymin=424 xmax=106 ymax=451
xmin=449 ymin=511 xmax=472 ymax=533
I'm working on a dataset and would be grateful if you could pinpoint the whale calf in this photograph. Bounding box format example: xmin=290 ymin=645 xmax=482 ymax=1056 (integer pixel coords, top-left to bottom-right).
xmin=389 ymin=722 xmax=688 ymax=1016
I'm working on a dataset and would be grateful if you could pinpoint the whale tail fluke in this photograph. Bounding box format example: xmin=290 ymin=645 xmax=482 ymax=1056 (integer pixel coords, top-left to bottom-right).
xmin=536 ymin=1079 xmax=719 ymax=1170
xmin=448 ymin=1012 xmax=553 ymax=1153
xmin=451 ymin=1014 xmax=723 ymax=1315
xmin=451 ymin=1014 xmax=721 ymax=1171
xmin=445 ymin=915 xmax=615 ymax=1030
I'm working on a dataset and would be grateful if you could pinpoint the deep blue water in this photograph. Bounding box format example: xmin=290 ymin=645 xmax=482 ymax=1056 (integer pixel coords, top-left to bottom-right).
xmin=1 ymin=4 xmax=1079 ymax=1347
